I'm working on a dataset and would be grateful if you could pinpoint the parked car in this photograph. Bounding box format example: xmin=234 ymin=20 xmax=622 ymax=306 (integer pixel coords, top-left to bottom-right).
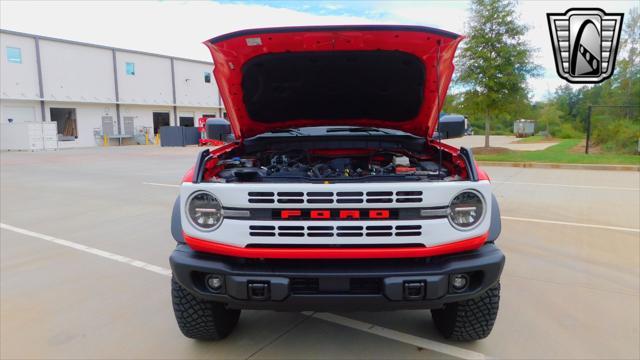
xmin=170 ymin=25 xmax=504 ymax=342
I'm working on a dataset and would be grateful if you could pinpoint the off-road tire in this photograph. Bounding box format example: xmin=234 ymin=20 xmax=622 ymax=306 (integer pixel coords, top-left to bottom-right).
xmin=171 ymin=277 xmax=240 ymax=340
xmin=431 ymin=282 xmax=500 ymax=341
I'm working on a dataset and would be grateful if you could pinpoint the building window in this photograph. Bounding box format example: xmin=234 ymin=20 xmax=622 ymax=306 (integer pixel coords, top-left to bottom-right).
xmin=204 ymin=72 xmax=212 ymax=83
xmin=6 ymin=47 xmax=21 ymax=64
xmin=126 ymin=62 xmax=135 ymax=75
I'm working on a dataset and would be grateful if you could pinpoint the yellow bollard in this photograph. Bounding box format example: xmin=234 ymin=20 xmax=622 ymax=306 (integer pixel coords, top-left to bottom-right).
xmin=103 ymin=134 xmax=108 ymax=146
xmin=145 ymin=132 xmax=149 ymax=145
xmin=155 ymin=133 xmax=160 ymax=145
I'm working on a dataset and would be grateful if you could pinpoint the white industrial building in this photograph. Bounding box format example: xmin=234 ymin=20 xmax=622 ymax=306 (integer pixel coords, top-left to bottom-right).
xmin=0 ymin=29 xmax=225 ymax=149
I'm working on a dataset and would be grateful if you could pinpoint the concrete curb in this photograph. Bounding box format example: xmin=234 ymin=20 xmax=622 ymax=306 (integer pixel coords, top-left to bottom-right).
xmin=477 ymin=161 xmax=640 ymax=172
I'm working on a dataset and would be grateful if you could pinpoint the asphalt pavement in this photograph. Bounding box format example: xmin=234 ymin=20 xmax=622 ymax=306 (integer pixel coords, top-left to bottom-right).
xmin=1 ymin=146 xmax=638 ymax=359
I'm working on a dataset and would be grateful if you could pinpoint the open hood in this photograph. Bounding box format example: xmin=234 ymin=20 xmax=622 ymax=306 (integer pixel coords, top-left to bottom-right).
xmin=204 ymin=25 xmax=462 ymax=140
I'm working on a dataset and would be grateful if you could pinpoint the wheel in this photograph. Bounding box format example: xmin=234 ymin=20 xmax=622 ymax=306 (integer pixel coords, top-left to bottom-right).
xmin=431 ymin=282 xmax=500 ymax=341
xmin=171 ymin=277 xmax=241 ymax=340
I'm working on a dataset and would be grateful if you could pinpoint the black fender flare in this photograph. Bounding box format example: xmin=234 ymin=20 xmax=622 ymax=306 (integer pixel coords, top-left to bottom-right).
xmin=171 ymin=196 xmax=185 ymax=244
xmin=488 ymin=194 xmax=501 ymax=242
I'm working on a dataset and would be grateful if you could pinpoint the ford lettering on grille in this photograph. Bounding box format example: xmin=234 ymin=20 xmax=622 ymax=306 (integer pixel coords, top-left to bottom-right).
xmin=278 ymin=209 xmax=391 ymax=220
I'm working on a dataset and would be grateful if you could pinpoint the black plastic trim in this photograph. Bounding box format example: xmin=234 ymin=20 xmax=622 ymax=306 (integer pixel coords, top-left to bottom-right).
xmin=208 ymin=25 xmax=460 ymax=44
xmin=170 ymin=243 xmax=505 ymax=311
xmin=192 ymin=149 xmax=210 ymax=184
xmin=488 ymin=194 xmax=502 ymax=242
xmin=459 ymin=147 xmax=478 ymax=182
xmin=171 ymin=196 xmax=185 ymax=244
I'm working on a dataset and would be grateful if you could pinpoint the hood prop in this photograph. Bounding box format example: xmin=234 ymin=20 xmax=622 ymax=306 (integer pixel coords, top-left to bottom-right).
xmin=435 ymin=40 xmax=444 ymax=177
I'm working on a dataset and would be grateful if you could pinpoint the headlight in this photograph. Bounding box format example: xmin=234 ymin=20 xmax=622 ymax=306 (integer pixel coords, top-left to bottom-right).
xmin=186 ymin=191 xmax=223 ymax=231
xmin=448 ymin=190 xmax=485 ymax=231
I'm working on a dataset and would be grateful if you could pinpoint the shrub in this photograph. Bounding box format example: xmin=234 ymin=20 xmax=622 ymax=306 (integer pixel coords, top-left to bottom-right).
xmin=592 ymin=118 xmax=640 ymax=154
xmin=552 ymin=123 xmax=583 ymax=139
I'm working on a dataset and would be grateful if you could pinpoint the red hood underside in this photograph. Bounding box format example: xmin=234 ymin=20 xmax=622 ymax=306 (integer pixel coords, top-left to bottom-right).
xmin=205 ymin=25 xmax=462 ymax=140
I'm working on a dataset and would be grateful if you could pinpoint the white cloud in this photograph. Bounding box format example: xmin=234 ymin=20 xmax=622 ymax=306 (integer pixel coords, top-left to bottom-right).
xmin=371 ymin=0 xmax=469 ymax=34
xmin=0 ymin=0 xmax=373 ymax=62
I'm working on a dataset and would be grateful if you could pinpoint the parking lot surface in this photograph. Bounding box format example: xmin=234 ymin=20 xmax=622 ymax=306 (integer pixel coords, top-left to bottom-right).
xmin=1 ymin=146 xmax=639 ymax=359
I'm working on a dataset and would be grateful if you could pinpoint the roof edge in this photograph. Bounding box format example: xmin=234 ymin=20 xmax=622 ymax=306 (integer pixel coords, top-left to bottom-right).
xmin=1 ymin=28 xmax=213 ymax=66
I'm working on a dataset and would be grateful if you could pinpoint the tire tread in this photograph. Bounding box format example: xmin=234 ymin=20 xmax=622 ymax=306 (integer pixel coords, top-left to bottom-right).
xmin=171 ymin=277 xmax=240 ymax=340
xmin=431 ymin=282 xmax=500 ymax=341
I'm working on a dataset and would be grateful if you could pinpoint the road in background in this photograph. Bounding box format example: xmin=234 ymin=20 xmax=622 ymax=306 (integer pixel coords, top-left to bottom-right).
xmin=1 ymin=146 xmax=638 ymax=359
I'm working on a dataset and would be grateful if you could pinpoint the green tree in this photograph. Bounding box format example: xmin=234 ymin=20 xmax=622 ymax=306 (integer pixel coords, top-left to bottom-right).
xmin=538 ymin=102 xmax=562 ymax=135
xmin=456 ymin=0 xmax=542 ymax=147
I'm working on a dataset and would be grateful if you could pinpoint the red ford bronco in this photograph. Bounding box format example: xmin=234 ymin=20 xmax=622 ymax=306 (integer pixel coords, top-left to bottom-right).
xmin=170 ymin=25 xmax=504 ymax=341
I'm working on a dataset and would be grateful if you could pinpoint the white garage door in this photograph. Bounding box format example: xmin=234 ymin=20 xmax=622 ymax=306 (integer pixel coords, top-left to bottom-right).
xmin=1 ymin=106 xmax=37 ymax=123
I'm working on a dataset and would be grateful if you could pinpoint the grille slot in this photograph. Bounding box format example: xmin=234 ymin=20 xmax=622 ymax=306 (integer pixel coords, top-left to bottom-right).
xmin=277 ymin=192 xmax=303 ymax=197
xmin=247 ymin=190 xmax=424 ymax=204
xmin=307 ymin=192 xmax=333 ymax=197
xmin=396 ymin=197 xmax=422 ymax=203
xmin=308 ymin=198 xmax=333 ymax=204
xmin=249 ymin=232 xmax=275 ymax=237
xmin=366 ymin=232 xmax=393 ymax=237
xmin=337 ymin=192 xmax=363 ymax=197
xmin=396 ymin=231 xmax=422 ymax=237
xmin=396 ymin=191 xmax=422 ymax=196
xmin=248 ymin=192 xmax=274 ymax=197
xmin=396 ymin=225 xmax=421 ymax=230
xmin=307 ymin=226 xmax=334 ymax=231
xmin=248 ymin=198 xmax=274 ymax=204
xmin=337 ymin=226 xmax=363 ymax=231
xmin=367 ymin=191 xmax=393 ymax=197
xmin=278 ymin=226 xmax=304 ymax=231
xmin=277 ymin=198 xmax=304 ymax=204
xmin=249 ymin=225 xmax=422 ymax=237
xmin=336 ymin=198 xmax=364 ymax=204
xmin=250 ymin=225 xmax=276 ymax=231
xmin=308 ymin=232 xmax=334 ymax=237
xmin=366 ymin=198 xmax=393 ymax=203
xmin=337 ymin=232 xmax=364 ymax=237
xmin=278 ymin=232 xmax=305 ymax=237
xmin=366 ymin=225 xmax=392 ymax=231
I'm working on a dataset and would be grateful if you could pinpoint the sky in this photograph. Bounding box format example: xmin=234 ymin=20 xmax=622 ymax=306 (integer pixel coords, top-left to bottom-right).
xmin=0 ymin=0 xmax=636 ymax=101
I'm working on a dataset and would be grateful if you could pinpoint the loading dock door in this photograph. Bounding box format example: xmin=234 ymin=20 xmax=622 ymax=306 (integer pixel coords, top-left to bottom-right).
xmin=123 ymin=117 xmax=135 ymax=136
xmin=153 ymin=112 xmax=170 ymax=134
xmin=102 ymin=116 xmax=114 ymax=136
xmin=51 ymin=108 xmax=78 ymax=140
xmin=2 ymin=106 xmax=36 ymax=123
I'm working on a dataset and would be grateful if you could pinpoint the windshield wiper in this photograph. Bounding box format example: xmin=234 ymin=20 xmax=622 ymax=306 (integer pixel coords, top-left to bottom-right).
xmin=266 ymin=128 xmax=305 ymax=136
xmin=326 ymin=127 xmax=392 ymax=134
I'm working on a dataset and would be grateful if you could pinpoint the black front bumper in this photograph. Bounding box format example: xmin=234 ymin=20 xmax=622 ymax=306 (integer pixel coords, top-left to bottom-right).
xmin=170 ymin=244 xmax=505 ymax=311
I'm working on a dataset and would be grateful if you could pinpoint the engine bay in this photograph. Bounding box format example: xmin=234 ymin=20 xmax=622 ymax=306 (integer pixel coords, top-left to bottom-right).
xmin=208 ymin=148 xmax=465 ymax=183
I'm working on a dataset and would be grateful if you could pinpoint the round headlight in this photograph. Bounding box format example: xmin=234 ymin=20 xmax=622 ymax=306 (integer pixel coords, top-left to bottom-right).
xmin=448 ymin=190 xmax=485 ymax=231
xmin=186 ymin=191 xmax=223 ymax=231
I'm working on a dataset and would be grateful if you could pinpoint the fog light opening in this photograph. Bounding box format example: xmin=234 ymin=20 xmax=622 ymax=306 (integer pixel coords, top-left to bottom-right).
xmin=451 ymin=274 xmax=469 ymax=292
xmin=205 ymin=274 xmax=224 ymax=292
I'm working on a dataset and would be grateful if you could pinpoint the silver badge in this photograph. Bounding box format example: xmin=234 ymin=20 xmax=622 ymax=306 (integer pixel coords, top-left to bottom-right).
xmin=547 ymin=8 xmax=624 ymax=84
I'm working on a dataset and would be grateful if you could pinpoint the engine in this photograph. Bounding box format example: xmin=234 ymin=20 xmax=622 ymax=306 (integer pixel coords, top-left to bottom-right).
xmin=214 ymin=149 xmax=454 ymax=183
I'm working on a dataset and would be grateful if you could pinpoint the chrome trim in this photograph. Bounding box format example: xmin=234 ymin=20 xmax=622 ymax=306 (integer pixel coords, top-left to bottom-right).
xmin=447 ymin=189 xmax=486 ymax=232
xmin=186 ymin=191 xmax=224 ymax=232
